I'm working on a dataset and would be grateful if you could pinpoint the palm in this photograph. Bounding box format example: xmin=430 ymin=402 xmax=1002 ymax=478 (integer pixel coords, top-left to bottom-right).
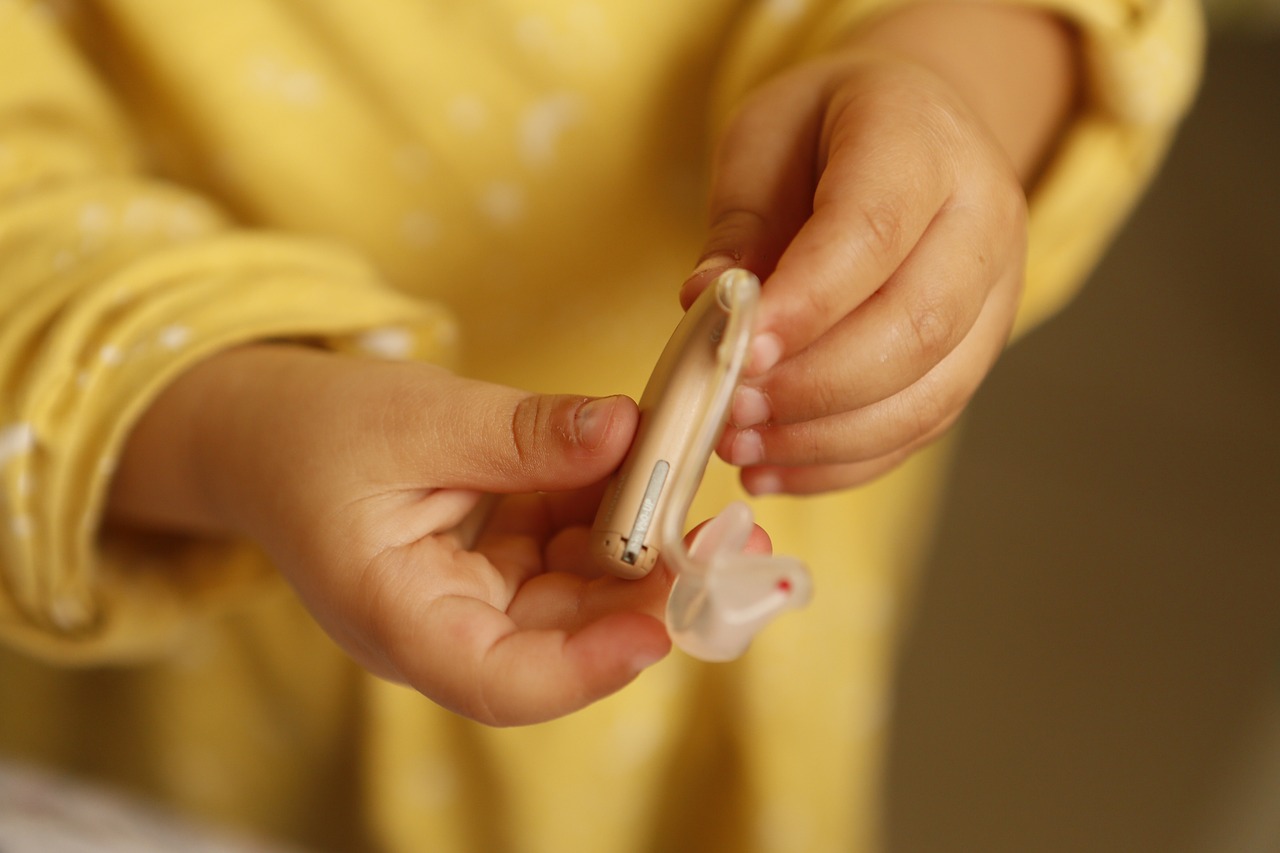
xmin=301 ymin=485 xmax=673 ymax=726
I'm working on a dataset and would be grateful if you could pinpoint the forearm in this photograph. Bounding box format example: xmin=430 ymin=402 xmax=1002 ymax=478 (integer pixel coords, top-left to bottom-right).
xmin=848 ymin=2 xmax=1080 ymax=185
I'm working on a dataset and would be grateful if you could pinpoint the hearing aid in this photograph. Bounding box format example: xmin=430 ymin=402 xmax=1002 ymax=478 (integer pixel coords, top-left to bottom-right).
xmin=590 ymin=268 xmax=811 ymax=661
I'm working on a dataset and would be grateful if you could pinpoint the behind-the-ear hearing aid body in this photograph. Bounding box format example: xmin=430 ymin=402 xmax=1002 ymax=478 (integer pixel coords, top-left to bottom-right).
xmin=590 ymin=269 xmax=811 ymax=661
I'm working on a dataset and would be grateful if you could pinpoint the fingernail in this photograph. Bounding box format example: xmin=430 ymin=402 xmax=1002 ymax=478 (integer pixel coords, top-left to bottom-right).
xmin=681 ymin=255 xmax=738 ymax=308
xmin=730 ymin=429 xmax=764 ymax=466
xmin=747 ymin=333 xmax=783 ymax=376
xmin=574 ymin=396 xmax=618 ymax=450
xmin=731 ymin=386 xmax=771 ymax=427
xmin=689 ymin=253 xmax=736 ymax=278
xmin=746 ymin=470 xmax=783 ymax=496
xmin=631 ymin=647 xmax=667 ymax=673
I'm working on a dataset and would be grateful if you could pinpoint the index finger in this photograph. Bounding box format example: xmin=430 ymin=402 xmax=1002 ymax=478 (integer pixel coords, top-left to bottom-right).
xmin=752 ymin=97 xmax=951 ymax=372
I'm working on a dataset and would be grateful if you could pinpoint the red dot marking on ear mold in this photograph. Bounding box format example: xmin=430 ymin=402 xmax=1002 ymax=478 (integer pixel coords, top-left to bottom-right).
xmin=776 ymin=578 xmax=792 ymax=593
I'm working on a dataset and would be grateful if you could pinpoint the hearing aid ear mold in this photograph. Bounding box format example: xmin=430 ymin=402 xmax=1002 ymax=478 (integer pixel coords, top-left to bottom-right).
xmin=590 ymin=269 xmax=812 ymax=661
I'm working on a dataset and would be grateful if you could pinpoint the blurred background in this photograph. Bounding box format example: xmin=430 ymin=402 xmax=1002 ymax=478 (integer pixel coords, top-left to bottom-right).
xmin=886 ymin=14 xmax=1280 ymax=853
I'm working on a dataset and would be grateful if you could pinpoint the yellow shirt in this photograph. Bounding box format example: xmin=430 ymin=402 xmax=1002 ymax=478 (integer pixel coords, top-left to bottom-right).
xmin=0 ymin=1 xmax=1201 ymax=850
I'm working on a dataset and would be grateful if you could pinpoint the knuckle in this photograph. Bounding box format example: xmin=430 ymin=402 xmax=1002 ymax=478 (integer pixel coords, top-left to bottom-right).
xmin=803 ymin=369 xmax=847 ymax=421
xmin=708 ymin=205 xmax=768 ymax=248
xmin=902 ymin=289 xmax=956 ymax=365
xmin=856 ymin=197 xmax=907 ymax=267
xmin=772 ymin=420 xmax=832 ymax=466
xmin=800 ymin=425 xmax=825 ymax=462
xmin=507 ymin=393 xmax=556 ymax=476
xmin=797 ymin=272 xmax=837 ymax=322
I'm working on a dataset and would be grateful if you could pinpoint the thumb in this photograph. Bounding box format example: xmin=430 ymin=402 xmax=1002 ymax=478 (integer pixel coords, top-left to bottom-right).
xmin=424 ymin=376 xmax=638 ymax=494
xmin=680 ymin=63 xmax=830 ymax=311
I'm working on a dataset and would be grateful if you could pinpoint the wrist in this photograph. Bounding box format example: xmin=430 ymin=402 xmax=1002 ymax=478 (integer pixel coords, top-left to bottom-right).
xmin=106 ymin=344 xmax=317 ymax=539
xmin=844 ymin=2 xmax=1079 ymax=185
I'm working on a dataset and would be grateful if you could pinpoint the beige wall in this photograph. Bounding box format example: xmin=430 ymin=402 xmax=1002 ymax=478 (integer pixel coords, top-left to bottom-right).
xmin=884 ymin=33 xmax=1280 ymax=853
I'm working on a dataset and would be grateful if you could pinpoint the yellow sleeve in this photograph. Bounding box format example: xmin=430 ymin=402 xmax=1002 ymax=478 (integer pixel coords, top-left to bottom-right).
xmin=0 ymin=3 xmax=457 ymax=663
xmin=711 ymin=0 xmax=1204 ymax=336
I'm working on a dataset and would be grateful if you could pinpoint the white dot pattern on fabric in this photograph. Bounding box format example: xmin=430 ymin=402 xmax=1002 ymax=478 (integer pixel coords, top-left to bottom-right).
xmin=514 ymin=14 xmax=554 ymax=54
xmin=108 ymin=284 xmax=134 ymax=307
xmin=9 ymin=514 xmax=32 ymax=538
xmin=400 ymin=210 xmax=440 ymax=249
xmin=508 ymin=7 xmax=620 ymax=72
xmin=605 ymin=712 xmax=666 ymax=773
xmin=409 ymin=761 xmax=458 ymax=810
xmin=247 ymin=55 xmax=325 ymax=106
xmin=478 ymin=182 xmax=525 ymax=226
xmin=122 ymin=198 xmax=162 ymax=232
xmin=78 ymin=202 xmax=110 ymax=236
xmin=157 ymin=325 xmax=191 ymax=350
xmin=28 ymin=0 xmax=59 ymax=26
xmin=52 ymin=248 xmax=75 ymax=272
xmin=764 ymin=0 xmax=807 ymax=21
xmin=0 ymin=423 xmax=35 ymax=467
xmin=447 ymin=94 xmax=489 ymax=133
xmin=98 ymin=344 xmax=123 ymax=365
xmin=567 ymin=2 xmax=607 ymax=35
xmin=757 ymin=801 xmax=816 ymax=853
xmin=393 ymin=145 xmax=431 ymax=182
xmin=519 ymin=93 xmax=583 ymax=168
xmin=48 ymin=595 xmax=90 ymax=631
xmin=565 ymin=2 xmax=620 ymax=70
xmin=357 ymin=326 xmax=415 ymax=360
xmin=166 ymin=205 xmax=205 ymax=240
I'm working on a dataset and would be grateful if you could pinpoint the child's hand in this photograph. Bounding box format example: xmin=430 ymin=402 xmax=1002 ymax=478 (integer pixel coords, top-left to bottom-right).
xmin=111 ymin=346 xmax=680 ymax=725
xmin=684 ymin=6 xmax=1074 ymax=495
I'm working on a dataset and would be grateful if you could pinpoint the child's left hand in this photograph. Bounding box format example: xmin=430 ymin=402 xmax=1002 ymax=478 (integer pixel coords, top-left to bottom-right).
xmin=684 ymin=6 xmax=1073 ymax=495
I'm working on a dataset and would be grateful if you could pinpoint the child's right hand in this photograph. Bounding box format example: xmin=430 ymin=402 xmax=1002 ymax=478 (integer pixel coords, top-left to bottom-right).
xmin=107 ymin=345 xmax=677 ymax=725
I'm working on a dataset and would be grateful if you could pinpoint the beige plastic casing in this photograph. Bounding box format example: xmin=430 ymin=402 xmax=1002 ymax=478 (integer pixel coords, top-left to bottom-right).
xmin=590 ymin=270 xmax=747 ymax=578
